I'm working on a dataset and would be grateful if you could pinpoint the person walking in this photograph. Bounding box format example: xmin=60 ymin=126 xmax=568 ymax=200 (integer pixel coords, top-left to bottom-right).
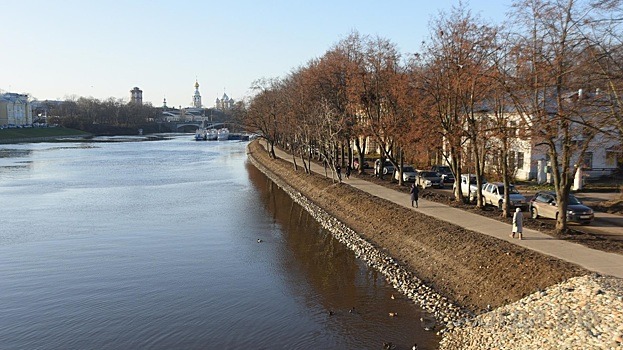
xmin=511 ymin=207 xmax=523 ymax=240
xmin=410 ymin=183 xmax=419 ymax=208
xmin=335 ymin=164 xmax=342 ymax=181
xmin=345 ymin=164 xmax=352 ymax=179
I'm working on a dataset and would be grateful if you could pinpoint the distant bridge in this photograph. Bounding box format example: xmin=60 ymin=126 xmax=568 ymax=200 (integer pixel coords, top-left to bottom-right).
xmin=157 ymin=121 xmax=252 ymax=132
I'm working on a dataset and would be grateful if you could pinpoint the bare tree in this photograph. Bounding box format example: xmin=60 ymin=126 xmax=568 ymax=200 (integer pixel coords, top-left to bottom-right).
xmin=507 ymin=0 xmax=615 ymax=232
xmin=247 ymin=78 xmax=284 ymax=159
xmin=418 ymin=3 xmax=497 ymax=204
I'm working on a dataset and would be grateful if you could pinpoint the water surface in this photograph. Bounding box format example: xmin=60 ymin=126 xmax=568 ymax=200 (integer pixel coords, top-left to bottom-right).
xmin=0 ymin=135 xmax=439 ymax=349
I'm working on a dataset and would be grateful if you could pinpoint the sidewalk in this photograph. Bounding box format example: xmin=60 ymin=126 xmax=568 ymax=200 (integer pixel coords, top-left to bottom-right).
xmin=270 ymin=147 xmax=623 ymax=279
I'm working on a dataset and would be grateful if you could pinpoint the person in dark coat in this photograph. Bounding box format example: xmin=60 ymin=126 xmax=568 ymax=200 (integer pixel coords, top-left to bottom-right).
xmin=345 ymin=165 xmax=352 ymax=179
xmin=410 ymin=183 xmax=419 ymax=208
xmin=335 ymin=164 xmax=342 ymax=181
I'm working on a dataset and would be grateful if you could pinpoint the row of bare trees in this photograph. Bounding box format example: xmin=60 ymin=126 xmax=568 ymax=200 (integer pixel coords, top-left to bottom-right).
xmin=245 ymin=0 xmax=623 ymax=233
xmin=44 ymin=97 xmax=161 ymax=130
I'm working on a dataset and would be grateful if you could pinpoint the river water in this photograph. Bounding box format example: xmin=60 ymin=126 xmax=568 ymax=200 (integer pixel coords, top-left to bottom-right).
xmin=0 ymin=135 xmax=439 ymax=349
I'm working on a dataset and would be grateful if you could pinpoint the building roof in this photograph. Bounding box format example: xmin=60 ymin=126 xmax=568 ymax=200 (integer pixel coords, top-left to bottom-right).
xmin=0 ymin=93 xmax=29 ymax=103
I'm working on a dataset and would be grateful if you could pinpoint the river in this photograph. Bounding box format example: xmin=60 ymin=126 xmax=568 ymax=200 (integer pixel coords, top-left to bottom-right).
xmin=0 ymin=135 xmax=439 ymax=349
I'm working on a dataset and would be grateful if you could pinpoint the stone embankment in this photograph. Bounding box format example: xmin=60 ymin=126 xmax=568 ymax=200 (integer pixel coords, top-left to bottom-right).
xmin=439 ymin=274 xmax=623 ymax=349
xmin=247 ymin=144 xmax=468 ymax=324
xmin=247 ymin=141 xmax=623 ymax=348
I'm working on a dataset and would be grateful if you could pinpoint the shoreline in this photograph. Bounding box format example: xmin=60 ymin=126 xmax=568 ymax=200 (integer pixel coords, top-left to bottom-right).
xmin=0 ymin=135 xmax=90 ymax=144
xmin=247 ymin=142 xmax=468 ymax=325
xmin=246 ymin=140 xmax=623 ymax=348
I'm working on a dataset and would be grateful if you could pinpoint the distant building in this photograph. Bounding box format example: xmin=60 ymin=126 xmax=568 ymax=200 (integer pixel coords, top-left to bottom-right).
xmin=30 ymin=99 xmax=64 ymax=122
xmin=130 ymin=87 xmax=143 ymax=105
xmin=192 ymin=80 xmax=202 ymax=108
xmin=0 ymin=93 xmax=32 ymax=126
xmin=215 ymin=92 xmax=234 ymax=110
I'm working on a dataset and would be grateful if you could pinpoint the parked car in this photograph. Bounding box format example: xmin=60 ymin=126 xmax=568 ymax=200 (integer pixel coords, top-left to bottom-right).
xmin=453 ymin=174 xmax=485 ymax=202
xmin=529 ymin=191 xmax=594 ymax=224
xmin=481 ymin=182 xmax=528 ymax=211
xmin=416 ymin=171 xmax=444 ymax=188
xmin=374 ymin=160 xmax=395 ymax=176
xmin=431 ymin=165 xmax=455 ymax=184
xmin=394 ymin=165 xmax=418 ymax=183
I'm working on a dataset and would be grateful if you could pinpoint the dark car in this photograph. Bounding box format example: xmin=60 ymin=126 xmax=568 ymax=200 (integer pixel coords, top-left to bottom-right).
xmin=431 ymin=165 xmax=455 ymax=184
xmin=529 ymin=191 xmax=594 ymax=225
xmin=374 ymin=160 xmax=395 ymax=176
xmin=416 ymin=171 xmax=444 ymax=189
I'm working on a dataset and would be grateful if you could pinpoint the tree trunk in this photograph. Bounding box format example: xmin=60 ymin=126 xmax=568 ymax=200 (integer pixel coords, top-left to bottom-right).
xmin=502 ymin=147 xmax=511 ymax=218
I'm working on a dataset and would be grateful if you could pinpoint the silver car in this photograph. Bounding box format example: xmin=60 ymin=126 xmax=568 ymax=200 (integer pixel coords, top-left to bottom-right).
xmin=416 ymin=171 xmax=444 ymax=189
xmin=394 ymin=165 xmax=417 ymax=183
xmin=529 ymin=191 xmax=594 ymax=225
xmin=482 ymin=182 xmax=528 ymax=211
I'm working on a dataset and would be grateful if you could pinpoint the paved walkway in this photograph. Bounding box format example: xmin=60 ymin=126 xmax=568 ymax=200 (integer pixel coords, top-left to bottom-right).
xmin=268 ymin=146 xmax=623 ymax=279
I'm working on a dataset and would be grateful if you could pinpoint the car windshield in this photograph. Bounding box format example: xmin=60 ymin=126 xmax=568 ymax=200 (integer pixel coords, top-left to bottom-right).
xmin=421 ymin=172 xmax=438 ymax=177
xmin=568 ymin=194 xmax=581 ymax=205
xmin=402 ymin=166 xmax=415 ymax=172
xmin=437 ymin=166 xmax=451 ymax=173
xmin=498 ymin=185 xmax=519 ymax=195
xmin=546 ymin=193 xmax=582 ymax=205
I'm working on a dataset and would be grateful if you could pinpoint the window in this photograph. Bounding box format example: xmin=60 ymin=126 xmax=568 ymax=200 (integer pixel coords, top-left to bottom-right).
xmin=509 ymin=151 xmax=516 ymax=168
xmin=535 ymin=193 xmax=549 ymax=203
xmin=517 ymin=152 xmax=524 ymax=170
xmin=606 ymin=151 xmax=618 ymax=167
xmin=509 ymin=121 xmax=517 ymax=136
xmin=583 ymin=152 xmax=593 ymax=169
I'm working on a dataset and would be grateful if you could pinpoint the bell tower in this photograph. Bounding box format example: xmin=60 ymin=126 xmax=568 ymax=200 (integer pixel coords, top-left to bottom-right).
xmin=192 ymin=80 xmax=202 ymax=108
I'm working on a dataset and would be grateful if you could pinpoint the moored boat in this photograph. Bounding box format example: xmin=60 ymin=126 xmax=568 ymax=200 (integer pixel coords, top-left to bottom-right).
xmin=194 ymin=128 xmax=207 ymax=141
xmin=217 ymin=128 xmax=229 ymax=141
xmin=207 ymin=129 xmax=218 ymax=141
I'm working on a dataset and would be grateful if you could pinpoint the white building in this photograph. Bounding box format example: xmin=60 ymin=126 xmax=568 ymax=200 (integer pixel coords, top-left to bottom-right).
xmin=0 ymin=93 xmax=32 ymax=126
xmin=192 ymin=80 xmax=202 ymax=108
xmin=475 ymin=90 xmax=621 ymax=182
xmin=215 ymin=92 xmax=234 ymax=110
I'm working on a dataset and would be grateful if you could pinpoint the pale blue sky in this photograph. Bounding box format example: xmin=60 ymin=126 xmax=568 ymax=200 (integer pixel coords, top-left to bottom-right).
xmin=1 ymin=0 xmax=512 ymax=108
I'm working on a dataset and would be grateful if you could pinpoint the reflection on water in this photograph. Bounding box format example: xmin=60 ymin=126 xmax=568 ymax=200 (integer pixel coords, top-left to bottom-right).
xmin=0 ymin=136 xmax=440 ymax=349
xmin=246 ymin=163 xmax=440 ymax=349
xmin=0 ymin=149 xmax=32 ymax=158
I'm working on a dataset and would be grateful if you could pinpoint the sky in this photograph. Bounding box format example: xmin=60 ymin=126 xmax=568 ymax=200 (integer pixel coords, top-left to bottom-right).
xmin=1 ymin=0 xmax=512 ymax=109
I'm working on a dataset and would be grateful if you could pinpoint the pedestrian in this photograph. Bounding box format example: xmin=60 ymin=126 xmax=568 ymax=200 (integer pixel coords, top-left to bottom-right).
xmin=511 ymin=207 xmax=523 ymax=240
xmin=336 ymin=164 xmax=342 ymax=181
xmin=410 ymin=183 xmax=419 ymax=208
xmin=345 ymin=164 xmax=352 ymax=179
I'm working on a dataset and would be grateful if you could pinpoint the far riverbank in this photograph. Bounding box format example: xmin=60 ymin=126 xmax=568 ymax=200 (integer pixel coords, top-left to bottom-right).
xmin=0 ymin=127 xmax=91 ymax=143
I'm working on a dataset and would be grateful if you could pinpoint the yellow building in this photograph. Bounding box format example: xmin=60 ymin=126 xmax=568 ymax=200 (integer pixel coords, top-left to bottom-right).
xmin=0 ymin=93 xmax=32 ymax=126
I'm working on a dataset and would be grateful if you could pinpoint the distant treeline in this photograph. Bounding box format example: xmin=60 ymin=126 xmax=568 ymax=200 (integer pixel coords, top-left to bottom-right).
xmin=37 ymin=97 xmax=243 ymax=135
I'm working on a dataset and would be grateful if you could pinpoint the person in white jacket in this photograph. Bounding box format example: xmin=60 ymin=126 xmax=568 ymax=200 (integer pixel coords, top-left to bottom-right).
xmin=511 ymin=207 xmax=523 ymax=240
